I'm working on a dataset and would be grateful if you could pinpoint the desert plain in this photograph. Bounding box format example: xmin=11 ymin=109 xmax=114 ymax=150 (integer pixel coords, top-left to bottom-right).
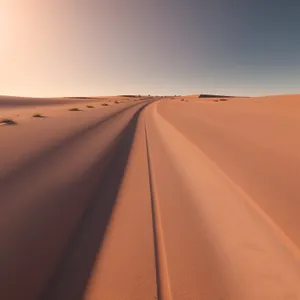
xmin=1 ymin=94 xmax=300 ymax=299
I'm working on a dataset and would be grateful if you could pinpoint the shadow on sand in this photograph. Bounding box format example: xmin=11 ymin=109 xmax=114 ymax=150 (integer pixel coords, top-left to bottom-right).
xmin=41 ymin=105 xmax=147 ymax=300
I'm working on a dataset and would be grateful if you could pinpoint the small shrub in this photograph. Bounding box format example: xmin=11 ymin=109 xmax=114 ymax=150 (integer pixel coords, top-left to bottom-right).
xmin=0 ymin=118 xmax=17 ymax=125
xmin=102 ymin=103 xmax=109 ymax=106
xmin=32 ymin=113 xmax=45 ymax=118
xmin=86 ymin=105 xmax=95 ymax=108
xmin=219 ymin=98 xmax=228 ymax=102
xmin=68 ymin=108 xmax=81 ymax=111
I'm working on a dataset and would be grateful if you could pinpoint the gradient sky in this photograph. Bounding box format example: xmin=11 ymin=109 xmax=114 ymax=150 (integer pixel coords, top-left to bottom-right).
xmin=1 ymin=0 xmax=300 ymax=97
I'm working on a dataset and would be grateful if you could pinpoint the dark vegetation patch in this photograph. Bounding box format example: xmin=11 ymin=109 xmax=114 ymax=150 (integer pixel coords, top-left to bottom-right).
xmin=65 ymin=97 xmax=92 ymax=99
xmin=119 ymin=95 xmax=139 ymax=98
xmin=32 ymin=113 xmax=45 ymax=118
xmin=0 ymin=118 xmax=17 ymax=125
xmin=68 ymin=108 xmax=81 ymax=111
xmin=199 ymin=94 xmax=234 ymax=98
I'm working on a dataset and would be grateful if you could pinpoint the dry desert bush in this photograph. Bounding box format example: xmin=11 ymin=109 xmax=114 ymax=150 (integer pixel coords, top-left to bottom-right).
xmin=32 ymin=113 xmax=45 ymax=118
xmin=0 ymin=118 xmax=17 ymax=125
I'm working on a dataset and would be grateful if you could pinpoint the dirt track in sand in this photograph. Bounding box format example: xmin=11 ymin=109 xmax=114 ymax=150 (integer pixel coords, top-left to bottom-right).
xmin=1 ymin=95 xmax=300 ymax=299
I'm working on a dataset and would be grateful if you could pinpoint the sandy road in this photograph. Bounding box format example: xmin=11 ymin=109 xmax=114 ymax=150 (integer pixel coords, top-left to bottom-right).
xmin=1 ymin=97 xmax=300 ymax=299
xmin=0 ymin=100 xmax=152 ymax=300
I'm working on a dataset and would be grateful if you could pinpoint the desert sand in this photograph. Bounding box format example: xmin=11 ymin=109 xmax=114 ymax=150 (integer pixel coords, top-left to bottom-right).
xmin=1 ymin=94 xmax=300 ymax=299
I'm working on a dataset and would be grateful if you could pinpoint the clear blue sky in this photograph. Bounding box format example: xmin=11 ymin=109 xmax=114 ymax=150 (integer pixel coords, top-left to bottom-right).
xmin=1 ymin=0 xmax=300 ymax=97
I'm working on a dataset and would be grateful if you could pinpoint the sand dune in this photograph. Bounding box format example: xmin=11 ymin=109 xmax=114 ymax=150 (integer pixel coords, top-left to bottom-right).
xmin=1 ymin=94 xmax=300 ymax=299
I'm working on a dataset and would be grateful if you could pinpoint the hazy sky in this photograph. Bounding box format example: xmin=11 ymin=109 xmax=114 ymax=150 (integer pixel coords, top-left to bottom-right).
xmin=1 ymin=0 xmax=300 ymax=97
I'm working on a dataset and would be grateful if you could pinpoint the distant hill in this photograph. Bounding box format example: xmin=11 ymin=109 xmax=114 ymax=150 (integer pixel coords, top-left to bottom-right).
xmin=119 ymin=95 xmax=141 ymax=98
xmin=199 ymin=94 xmax=236 ymax=98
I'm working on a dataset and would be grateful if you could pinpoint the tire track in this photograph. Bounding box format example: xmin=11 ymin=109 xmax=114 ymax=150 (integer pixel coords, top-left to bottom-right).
xmin=145 ymin=124 xmax=172 ymax=300
xmin=145 ymin=103 xmax=227 ymax=299
xmin=82 ymin=110 xmax=157 ymax=300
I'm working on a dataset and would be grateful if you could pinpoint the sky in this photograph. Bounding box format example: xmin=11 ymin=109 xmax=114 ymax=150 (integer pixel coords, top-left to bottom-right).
xmin=1 ymin=0 xmax=300 ymax=97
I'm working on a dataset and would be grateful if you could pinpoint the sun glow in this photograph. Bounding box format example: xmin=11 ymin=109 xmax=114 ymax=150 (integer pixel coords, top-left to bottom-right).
xmin=0 ymin=1 xmax=10 ymax=45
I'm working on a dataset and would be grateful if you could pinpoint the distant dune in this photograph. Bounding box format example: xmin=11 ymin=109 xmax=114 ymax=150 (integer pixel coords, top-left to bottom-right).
xmin=118 ymin=95 xmax=142 ymax=98
xmin=198 ymin=94 xmax=237 ymax=98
